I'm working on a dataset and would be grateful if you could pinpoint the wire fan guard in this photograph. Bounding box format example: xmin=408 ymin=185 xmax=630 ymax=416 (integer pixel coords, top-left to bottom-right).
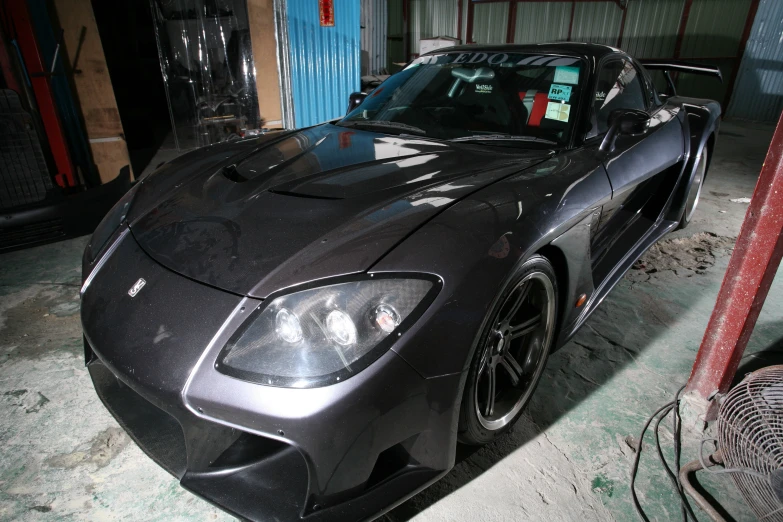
xmin=718 ymin=365 xmax=783 ymax=520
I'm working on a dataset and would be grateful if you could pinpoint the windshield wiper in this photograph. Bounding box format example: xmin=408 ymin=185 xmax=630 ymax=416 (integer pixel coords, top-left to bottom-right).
xmin=338 ymin=120 xmax=427 ymax=135
xmin=450 ymin=134 xmax=558 ymax=145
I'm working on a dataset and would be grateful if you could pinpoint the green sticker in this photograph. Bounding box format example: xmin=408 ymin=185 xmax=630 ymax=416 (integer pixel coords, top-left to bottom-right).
xmin=553 ymin=66 xmax=580 ymax=85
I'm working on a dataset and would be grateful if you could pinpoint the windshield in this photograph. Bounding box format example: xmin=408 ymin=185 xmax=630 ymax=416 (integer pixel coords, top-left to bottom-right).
xmin=339 ymin=52 xmax=586 ymax=146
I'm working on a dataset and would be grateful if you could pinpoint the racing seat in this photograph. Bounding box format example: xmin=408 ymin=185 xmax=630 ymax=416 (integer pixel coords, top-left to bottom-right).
xmin=518 ymin=90 xmax=549 ymax=127
xmin=519 ymin=87 xmax=570 ymax=137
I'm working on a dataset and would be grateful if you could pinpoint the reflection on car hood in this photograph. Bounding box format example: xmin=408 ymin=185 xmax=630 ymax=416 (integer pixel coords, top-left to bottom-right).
xmin=127 ymin=124 xmax=552 ymax=297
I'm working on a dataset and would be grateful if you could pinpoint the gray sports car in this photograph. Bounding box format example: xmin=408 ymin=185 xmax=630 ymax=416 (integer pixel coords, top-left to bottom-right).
xmin=80 ymin=43 xmax=721 ymax=521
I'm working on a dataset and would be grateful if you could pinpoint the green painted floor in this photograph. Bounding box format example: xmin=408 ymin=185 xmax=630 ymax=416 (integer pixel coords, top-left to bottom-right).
xmin=1 ymin=120 xmax=780 ymax=521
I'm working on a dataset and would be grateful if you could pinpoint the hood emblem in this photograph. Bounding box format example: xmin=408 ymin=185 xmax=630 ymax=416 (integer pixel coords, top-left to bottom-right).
xmin=128 ymin=278 xmax=146 ymax=297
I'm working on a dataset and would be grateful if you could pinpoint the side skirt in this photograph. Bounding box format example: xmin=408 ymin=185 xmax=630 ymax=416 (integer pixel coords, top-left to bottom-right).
xmin=556 ymin=217 xmax=679 ymax=346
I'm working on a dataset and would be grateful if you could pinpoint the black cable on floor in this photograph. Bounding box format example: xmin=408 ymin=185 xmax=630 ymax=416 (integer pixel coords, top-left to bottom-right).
xmin=630 ymin=385 xmax=697 ymax=522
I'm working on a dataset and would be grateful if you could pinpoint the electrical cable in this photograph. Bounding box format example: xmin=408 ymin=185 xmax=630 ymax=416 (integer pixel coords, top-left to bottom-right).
xmin=631 ymin=385 xmax=698 ymax=522
xmin=630 ymin=399 xmax=676 ymax=522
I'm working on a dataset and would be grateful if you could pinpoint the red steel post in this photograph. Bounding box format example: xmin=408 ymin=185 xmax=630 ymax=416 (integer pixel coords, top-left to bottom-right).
xmin=465 ymin=0 xmax=475 ymax=44
xmin=506 ymin=1 xmax=517 ymax=44
xmin=6 ymin=0 xmax=75 ymax=187
xmin=685 ymin=112 xmax=783 ymax=418
xmin=672 ymin=0 xmax=693 ymax=59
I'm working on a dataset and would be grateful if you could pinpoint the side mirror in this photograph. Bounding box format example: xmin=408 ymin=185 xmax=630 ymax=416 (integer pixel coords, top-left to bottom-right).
xmin=600 ymin=109 xmax=650 ymax=152
xmin=610 ymin=109 xmax=650 ymax=136
xmin=347 ymin=92 xmax=368 ymax=113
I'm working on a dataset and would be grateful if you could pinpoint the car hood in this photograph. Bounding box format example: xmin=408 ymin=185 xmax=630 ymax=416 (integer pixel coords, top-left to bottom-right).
xmin=128 ymin=124 xmax=551 ymax=298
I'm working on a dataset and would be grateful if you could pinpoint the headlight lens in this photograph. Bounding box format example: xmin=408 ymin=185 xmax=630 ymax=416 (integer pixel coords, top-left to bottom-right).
xmin=86 ymin=182 xmax=139 ymax=262
xmin=216 ymin=276 xmax=437 ymax=388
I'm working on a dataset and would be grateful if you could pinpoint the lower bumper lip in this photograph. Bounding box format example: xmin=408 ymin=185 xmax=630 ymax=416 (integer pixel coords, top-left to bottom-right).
xmin=86 ymin=336 xmax=460 ymax=521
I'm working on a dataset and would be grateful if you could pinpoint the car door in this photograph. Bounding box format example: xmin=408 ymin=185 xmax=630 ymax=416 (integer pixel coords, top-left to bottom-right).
xmin=590 ymin=56 xmax=684 ymax=270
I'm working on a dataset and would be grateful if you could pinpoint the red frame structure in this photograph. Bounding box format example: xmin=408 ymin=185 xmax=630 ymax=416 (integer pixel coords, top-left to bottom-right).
xmin=685 ymin=112 xmax=783 ymax=419
xmin=2 ymin=0 xmax=75 ymax=188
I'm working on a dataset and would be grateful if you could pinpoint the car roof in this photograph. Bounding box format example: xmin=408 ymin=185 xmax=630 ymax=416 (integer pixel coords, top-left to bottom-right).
xmin=421 ymin=42 xmax=620 ymax=60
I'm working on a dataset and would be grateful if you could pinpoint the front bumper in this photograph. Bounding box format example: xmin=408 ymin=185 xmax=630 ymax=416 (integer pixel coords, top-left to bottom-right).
xmin=81 ymin=232 xmax=462 ymax=521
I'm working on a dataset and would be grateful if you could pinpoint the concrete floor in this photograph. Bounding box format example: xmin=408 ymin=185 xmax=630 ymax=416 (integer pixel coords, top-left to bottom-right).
xmin=1 ymin=119 xmax=781 ymax=521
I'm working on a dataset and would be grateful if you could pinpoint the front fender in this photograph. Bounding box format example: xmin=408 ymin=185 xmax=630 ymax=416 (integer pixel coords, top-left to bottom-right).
xmin=371 ymin=148 xmax=611 ymax=379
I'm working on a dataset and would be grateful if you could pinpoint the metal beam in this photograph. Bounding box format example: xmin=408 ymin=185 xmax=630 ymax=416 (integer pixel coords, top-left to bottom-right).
xmin=616 ymin=1 xmax=627 ymax=49
xmin=685 ymin=111 xmax=783 ymax=420
xmin=506 ymin=0 xmax=518 ymax=44
xmin=457 ymin=0 xmax=463 ymax=41
xmin=567 ymin=0 xmax=576 ymax=41
xmin=466 ymin=0 xmax=475 ymax=44
xmin=724 ymin=0 xmax=761 ymax=110
xmin=672 ymin=0 xmax=692 ymax=58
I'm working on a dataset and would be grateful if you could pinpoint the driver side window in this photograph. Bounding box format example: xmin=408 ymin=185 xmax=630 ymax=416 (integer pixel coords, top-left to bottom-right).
xmin=594 ymin=59 xmax=646 ymax=134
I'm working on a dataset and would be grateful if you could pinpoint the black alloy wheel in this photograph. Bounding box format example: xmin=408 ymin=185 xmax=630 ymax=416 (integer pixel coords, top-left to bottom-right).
xmin=459 ymin=255 xmax=557 ymax=445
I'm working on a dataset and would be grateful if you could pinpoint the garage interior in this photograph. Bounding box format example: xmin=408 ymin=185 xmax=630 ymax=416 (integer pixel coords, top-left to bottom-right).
xmin=1 ymin=0 xmax=783 ymax=521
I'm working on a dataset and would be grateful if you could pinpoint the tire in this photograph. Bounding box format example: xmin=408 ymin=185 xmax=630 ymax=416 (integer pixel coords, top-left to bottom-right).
xmin=458 ymin=255 xmax=558 ymax=445
xmin=678 ymin=145 xmax=709 ymax=230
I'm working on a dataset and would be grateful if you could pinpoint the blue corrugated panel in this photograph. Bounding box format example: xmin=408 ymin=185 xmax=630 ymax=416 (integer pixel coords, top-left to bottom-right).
xmin=287 ymin=0 xmax=361 ymax=128
xmin=727 ymin=0 xmax=783 ymax=122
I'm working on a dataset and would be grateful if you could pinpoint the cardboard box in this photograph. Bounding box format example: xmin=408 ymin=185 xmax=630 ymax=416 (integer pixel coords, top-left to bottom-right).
xmin=420 ymin=36 xmax=461 ymax=55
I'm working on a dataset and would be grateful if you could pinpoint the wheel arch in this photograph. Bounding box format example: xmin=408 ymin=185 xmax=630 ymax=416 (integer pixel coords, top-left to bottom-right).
xmin=535 ymin=243 xmax=570 ymax=343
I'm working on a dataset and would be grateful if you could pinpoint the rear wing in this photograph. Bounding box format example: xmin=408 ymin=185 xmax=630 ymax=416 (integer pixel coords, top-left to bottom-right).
xmin=640 ymin=60 xmax=722 ymax=96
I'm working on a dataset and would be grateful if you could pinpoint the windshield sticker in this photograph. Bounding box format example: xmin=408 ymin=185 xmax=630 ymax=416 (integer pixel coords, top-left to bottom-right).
xmin=553 ymin=66 xmax=580 ymax=85
xmin=548 ymin=84 xmax=572 ymax=101
xmin=545 ymin=101 xmax=571 ymax=122
xmin=476 ymin=84 xmax=493 ymax=93
xmin=595 ymin=90 xmax=606 ymax=101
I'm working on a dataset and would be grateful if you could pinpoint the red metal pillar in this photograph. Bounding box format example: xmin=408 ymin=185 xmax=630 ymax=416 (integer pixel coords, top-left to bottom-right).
xmin=457 ymin=0 xmax=463 ymax=42
xmin=616 ymin=2 xmax=628 ymax=49
xmin=466 ymin=0 xmax=475 ymax=44
xmin=685 ymin=112 xmax=783 ymax=419
xmin=506 ymin=1 xmax=518 ymax=44
xmin=672 ymin=0 xmax=693 ymax=59
xmin=566 ymin=1 xmax=575 ymax=42
xmin=5 ymin=0 xmax=75 ymax=188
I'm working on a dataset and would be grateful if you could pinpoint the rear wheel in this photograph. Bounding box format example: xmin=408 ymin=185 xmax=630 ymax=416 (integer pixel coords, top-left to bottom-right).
xmin=458 ymin=255 xmax=557 ymax=445
xmin=678 ymin=146 xmax=708 ymax=229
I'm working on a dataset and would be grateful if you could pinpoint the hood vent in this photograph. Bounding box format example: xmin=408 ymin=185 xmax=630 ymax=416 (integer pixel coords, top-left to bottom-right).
xmin=222 ymin=164 xmax=248 ymax=183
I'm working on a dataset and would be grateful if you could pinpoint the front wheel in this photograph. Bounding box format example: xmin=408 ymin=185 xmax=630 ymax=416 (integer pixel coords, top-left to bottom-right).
xmin=458 ymin=255 xmax=558 ymax=445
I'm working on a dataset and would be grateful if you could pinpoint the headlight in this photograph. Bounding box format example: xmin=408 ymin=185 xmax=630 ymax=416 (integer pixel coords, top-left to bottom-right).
xmin=86 ymin=182 xmax=140 ymax=262
xmin=216 ymin=276 xmax=439 ymax=388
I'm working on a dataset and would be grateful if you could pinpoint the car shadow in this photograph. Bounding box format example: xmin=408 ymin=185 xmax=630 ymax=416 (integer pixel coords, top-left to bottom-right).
xmin=383 ymin=270 xmax=783 ymax=521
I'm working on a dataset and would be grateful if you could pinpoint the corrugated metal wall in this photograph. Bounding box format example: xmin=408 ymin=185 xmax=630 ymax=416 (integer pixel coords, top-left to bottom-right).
xmin=514 ymin=2 xmax=571 ymax=44
xmin=678 ymin=0 xmax=751 ymax=107
xmin=728 ymin=0 xmax=783 ymax=121
xmin=286 ymin=0 xmax=361 ymax=127
xmin=622 ymin=0 xmax=683 ymax=59
xmin=361 ymin=0 xmax=388 ymax=74
xmin=472 ymin=2 xmax=509 ymax=44
xmin=409 ymin=0 xmax=460 ymax=54
xmin=570 ymin=2 xmax=623 ymax=46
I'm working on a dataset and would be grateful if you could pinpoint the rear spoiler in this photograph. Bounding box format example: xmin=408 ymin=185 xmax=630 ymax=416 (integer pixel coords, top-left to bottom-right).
xmin=640 ymin=60 xmax=722 ymax=96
